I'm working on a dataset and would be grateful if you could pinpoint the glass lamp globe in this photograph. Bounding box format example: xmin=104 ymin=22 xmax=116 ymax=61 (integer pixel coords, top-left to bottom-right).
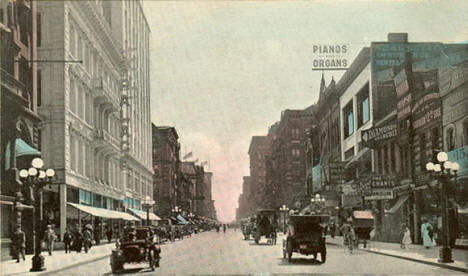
xmin=321 ymin=198 xmax=326 ymax=202
xmin=437 ymin=152 xmax=448 ymax=163
xmin=444 ymin=161 xmax=452 ymax=170
xmin=46 ymin=168 xmax=55 ymax=177
xmin=311 ymin=198 xmax=315 ymax=202
xmin=434 ymin=164 xmax=442 ymax=172
xmin=28 ymin=167 xmax=38 ymax=176
xmin=19 ymin=169 xmax=29 ymax=178
xmin=38 ymin=170 xmax=46 ymax=179
xmin=452 ymin=162 xmax=460 ymax=172
xmin=426 ymin=162 xmax=434 ymax=171
xmin=31 ymin=158 xmax=44 ymax=169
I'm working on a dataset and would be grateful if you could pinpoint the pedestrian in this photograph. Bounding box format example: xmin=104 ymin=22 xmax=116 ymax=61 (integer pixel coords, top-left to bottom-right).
xmin=106 ymin=225 xmax=113 ymax=243
xmin=400 ymin=223 xmax=407 ymax=249
xmin=63 ymin=227 xmax=73 ymax=254
xmin=421 ymin=218 xmax=434 ymax=249
xmin=223 ymin=224 xmax=226 ymax=233
xmin=12 ymin=225 xmax=26 ymax=262
xmin=73 ymin=229 xmax=83 ymax=253
xmin=330 ymin=223 xmax=336 ymax=239
xmin=83 ymin=226 xmax=93 ymax=253
xmin=44 ymin=225 xmax=57 ymax=256
xmin=402 ymin=225 xmax=412 ymax=250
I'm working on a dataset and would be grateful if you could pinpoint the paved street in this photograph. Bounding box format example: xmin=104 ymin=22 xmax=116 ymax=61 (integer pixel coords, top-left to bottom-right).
xmin=44 ymin=230 xmax=459 ymax=275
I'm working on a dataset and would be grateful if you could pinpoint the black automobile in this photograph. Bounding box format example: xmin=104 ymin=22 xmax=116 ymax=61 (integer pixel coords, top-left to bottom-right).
xmin=110 ymin=226 xmax=161 ymax=273
xmin=282 ymin=214 xmax=329 ymax=263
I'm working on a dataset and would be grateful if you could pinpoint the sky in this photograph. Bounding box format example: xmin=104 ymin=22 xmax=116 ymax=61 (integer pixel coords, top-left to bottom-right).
xmin=142 ymin=0 xmax=468 ymax=222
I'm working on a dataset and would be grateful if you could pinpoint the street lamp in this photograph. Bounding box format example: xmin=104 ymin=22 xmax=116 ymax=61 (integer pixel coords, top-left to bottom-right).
xmin=142 ymin=196 xmax=155 ymax=226
xmin=311 ymin=194 xmax=326 ymax=214
xmin=19 ymin=157 xmax=55 ymax=272
xmin=426 ymin=151 xmax=459 ymax=263
xmin=279 ymin=205 xmax=289 ymax=234
xmin=172 ymin=206 xmax=181 ymax=215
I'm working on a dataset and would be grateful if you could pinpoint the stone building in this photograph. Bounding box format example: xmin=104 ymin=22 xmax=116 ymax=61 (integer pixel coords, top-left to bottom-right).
xmin=152 ymin=125 xmax=179 ymax=218
xmin=1 ymin=0 xmax=40 ymax=258
xmin=248 ymin=136 xmax=270 ymax=210
xmin=37 ymin=0 xmax=153 ymax=240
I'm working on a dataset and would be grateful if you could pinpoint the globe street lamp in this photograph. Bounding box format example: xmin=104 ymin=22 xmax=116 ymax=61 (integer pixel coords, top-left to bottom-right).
xmin=426 ymin=151 xmax=459 ymax=263
xmin=279 ymin=205 xmax=289 ymax=234
xmin=311 ymin=194 xmax=326 ymax=214
xmin=142 ymin=196 xmax=155 ymax=226
xmin=172 ymin=206 xmax=181 ymax=215
xmin=19 ymin=157 xmax=55 ymax=272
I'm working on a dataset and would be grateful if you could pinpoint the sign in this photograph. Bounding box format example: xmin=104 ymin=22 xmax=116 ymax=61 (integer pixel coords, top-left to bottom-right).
xmin=312 ymin=44 xmax=349 ymax=70
xmin=342 ymin=194 xmax=363 ymax=208
xmin=448 ymin=145 xmax=468 ymax=179
xmin=312 ymin=164 xmax=322 ymax=193
xmin=361 ymin=118 xmax=398 ymax=148
xmin=370 ymin=175 xmax=399 ymax=189
xmin=365 ymin=189 xmax=394 ymax=200
xmin=442 ymin=88 xmax=468 ymax=125
xmin=439 ymin=64 xmax=468 ymax=97
xmin=327 ymin=162 xmax=347 ymax=183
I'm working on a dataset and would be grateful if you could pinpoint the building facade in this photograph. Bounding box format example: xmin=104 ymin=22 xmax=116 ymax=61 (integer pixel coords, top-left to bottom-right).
xmin=37 ymin=0 xmax=153 ymax=240
xmin=248 ymin=136 xmax=270 ymax=210
xmin=152 ymin=125 xmax=179 ymax=218
xmin=1 ymin=0 xmax=40 ymax=258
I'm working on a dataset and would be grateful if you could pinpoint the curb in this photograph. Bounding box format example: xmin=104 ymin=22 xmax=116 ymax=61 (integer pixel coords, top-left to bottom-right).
xmin=360 ymin=248 xmax=468 ymax=274
xmin=326 ymin=240 xmax=468 ymax=273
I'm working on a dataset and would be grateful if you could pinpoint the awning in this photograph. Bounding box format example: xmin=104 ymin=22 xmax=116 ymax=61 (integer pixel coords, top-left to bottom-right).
xmin=5 ymin=138 xmax=41 ymax=169
xmin=345 ymin=148 xmax=370 ymax=169
xmin=385 ymin=194 xmax=410 ymax=214
xmin=352 ymin=210 xmax=374 ymax=219
xmin=68 ymin=203 xmax=139 ymax=221
xmin=128 ymin=208 xmax=161 ymax=221
xmin=177 ymin=214 xmax=189 ymax=225
xmin=458 ymin=208 xmax=468 ymax=214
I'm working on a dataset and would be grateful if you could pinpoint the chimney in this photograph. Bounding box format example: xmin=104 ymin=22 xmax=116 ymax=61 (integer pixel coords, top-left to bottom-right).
xmin=387 ymin=33 xmax=408 ymax=43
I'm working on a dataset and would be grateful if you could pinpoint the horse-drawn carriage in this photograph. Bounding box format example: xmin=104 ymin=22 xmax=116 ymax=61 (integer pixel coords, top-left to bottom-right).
xmin=252 ymin=209 xmax=278 ymax=245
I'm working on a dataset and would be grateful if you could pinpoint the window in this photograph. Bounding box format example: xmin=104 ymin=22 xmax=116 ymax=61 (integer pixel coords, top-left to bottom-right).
xmin=343 ymin=101 xmax=354 ymax=138
xmin=292 ymin=149 xmax=300 ymax=157
xmin=357 ymin=83 xmax=370 ymax=127
xmin=445 ymin=127 xmax=455 ymax=152
xmin=390 ymin=143 xmax=396 ymax=174
xmin=292 ymin=128 xmax=300 ymax=139
xmin=37 ymin=70 xmax=42 ymax=106
xmin=70 ymin=135 xmax=76 ymax=171
xmin=344 ymin=147 xmax=354 ymax=160
xmin=420 ymin=133 xmax=427 ymax=171
xmin=70 ymin=79 xmax=76 ymax=113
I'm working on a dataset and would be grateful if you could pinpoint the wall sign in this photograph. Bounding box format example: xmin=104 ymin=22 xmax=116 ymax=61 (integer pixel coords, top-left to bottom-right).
xmin=361 ymin=118 xmax=398 ymax=148
xmin=364 ymin=189 xmax=394 ymax=200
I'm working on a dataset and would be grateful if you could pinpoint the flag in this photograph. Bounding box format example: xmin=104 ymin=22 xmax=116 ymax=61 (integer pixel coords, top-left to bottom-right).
xmin=193 ymin=158 xmax=199 ymax=163
xmin=183 ymin=152 xmax=192 ymax=160
xmin=201 ymin=161 xmax=208 ymax=166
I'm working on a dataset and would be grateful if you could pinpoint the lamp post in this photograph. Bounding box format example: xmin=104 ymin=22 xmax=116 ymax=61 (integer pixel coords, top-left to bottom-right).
xmin=19 ymin=158 xmax=55 ymax=272
xmin=142 ymin=196 xmax=155 ymax=226
xmin=172 ymin=206 xmax=181 ymax=216
xmin=310 ymin=193 xmax=326 ymax=214
xmin=426 ymin=151 xmax=459 ymax=263
xmin=279 ymin=205 xmax=289 ymax=234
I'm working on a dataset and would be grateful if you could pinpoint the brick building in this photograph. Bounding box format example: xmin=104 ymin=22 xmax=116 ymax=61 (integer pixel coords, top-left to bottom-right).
xmin=248 ymin=136 xmax=270 ymax=210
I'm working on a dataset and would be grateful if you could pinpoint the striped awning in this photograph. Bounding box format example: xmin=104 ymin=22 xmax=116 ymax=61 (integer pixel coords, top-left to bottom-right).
xmin=68 ymin=203 xmax=139 ymax=221
xmin=128 ymin=208 xmax=161 ymax=221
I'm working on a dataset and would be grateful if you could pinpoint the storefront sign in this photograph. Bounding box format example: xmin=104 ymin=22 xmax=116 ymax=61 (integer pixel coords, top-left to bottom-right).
xmin=365 ymin=189 xmax=394 ymax=200
xmin=361 ymin=119 xmax=397 ymax=148
xmin=448 ymin=145 xmax=468 ymax=179
xmin=370 ymin=175 xmax=399 ymax=189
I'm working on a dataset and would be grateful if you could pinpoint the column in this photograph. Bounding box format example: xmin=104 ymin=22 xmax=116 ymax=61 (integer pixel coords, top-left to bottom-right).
xmin=59 ymin=183 xmax=67 ymax=241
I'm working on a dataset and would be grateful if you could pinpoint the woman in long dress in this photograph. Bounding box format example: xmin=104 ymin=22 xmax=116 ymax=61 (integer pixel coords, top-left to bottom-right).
xmin=421 ymin=219 xmax=433 ymax=249
xmin=402 ymin=226 xmax=412 ymax=249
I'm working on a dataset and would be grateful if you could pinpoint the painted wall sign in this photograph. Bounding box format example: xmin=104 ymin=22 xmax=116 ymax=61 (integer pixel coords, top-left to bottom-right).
xmin=361 ymin=119 xmax=397 ymax=148
xmin=312 ymin=44 xmax=349 ymax=69
xmin=439 ymin=65 xmax=468 ymax=97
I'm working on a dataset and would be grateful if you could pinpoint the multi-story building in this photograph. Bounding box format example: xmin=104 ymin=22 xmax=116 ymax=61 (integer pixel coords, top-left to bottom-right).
xmin=202 ymin=172 xmax=213 ymax=218
xmin=37 ymin=0 xmax=153 ymax=240
xmin=267 ymin=109 xmax=314 ymax=209
xmin=248 ymin=136 xmax=270 ymax=210
xmin=179 ymin=161 xmax=196 ymax=212
xmin=1 ymin=0 xmax=40 ymax=258
xmin=152 ymin=125 xmax=179 ymax=218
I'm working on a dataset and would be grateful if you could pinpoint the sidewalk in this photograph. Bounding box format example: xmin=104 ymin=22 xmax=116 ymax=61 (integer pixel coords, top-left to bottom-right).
xmin=1 ymin=242 xmax=116 ymax=276
xmin=326 ymin=235 xmax=468 ymax=273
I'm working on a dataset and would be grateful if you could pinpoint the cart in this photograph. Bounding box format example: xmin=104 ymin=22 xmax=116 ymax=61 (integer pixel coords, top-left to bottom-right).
xmin=351 ymin=210 xmax=374 ymax=248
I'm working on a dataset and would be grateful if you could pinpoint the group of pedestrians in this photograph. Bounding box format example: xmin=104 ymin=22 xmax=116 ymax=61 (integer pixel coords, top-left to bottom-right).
xmin=63 ymin=225 xmax=94 ymax=253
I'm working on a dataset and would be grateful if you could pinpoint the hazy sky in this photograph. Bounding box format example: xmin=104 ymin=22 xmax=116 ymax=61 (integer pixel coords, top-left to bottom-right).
xmin=143 ymin=0 xmax=467 ymax=222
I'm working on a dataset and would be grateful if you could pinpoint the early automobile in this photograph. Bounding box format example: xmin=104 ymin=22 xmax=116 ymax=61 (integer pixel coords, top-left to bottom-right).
xmin=351 ymin=210 xmax=374 ymax=248
xmin=282 ymin=214 xmax=329 ymax=263
xmin=110 ymin=226 xmax=161 ymax=273
xmin=252 ymin=209 xmax=278 ymax=245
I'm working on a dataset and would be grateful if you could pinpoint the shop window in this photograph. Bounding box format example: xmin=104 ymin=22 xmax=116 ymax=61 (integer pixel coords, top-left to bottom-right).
xmin=343 ymin=101 xmax=354 ymax=138
xmin=357 ymin=83 xmax=370 ymax=128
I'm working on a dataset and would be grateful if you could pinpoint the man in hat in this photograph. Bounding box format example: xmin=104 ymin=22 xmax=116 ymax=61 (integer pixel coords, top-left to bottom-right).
xmin=83 ymin=225 xmax=93 ymax=253
xmin=44 ymin=225 xmax=57 ymax=256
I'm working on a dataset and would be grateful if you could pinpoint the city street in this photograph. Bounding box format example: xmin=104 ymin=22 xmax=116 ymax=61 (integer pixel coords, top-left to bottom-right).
xmin=45 ymin=230 xmax=458 ymax=275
